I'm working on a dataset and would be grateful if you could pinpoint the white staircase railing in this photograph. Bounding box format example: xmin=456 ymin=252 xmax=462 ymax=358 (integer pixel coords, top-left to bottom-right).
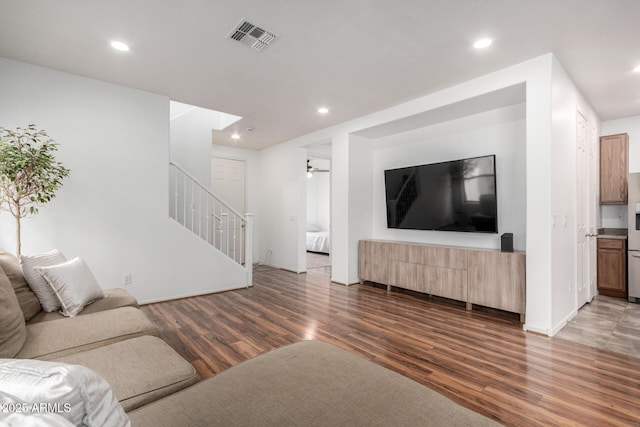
xmin=169 ymin=161 xmax=253 ymax=286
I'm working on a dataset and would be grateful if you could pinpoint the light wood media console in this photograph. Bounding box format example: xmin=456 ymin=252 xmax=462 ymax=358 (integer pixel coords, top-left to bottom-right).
xmin=358 ymin=240 xmax=526 ymax=322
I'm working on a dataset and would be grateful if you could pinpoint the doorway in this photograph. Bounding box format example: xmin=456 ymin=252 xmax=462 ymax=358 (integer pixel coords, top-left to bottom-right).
xmin=305 ymin=157 xmax=331 ymax=270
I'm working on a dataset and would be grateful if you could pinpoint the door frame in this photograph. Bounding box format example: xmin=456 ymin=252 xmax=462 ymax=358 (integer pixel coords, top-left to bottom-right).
xmin=303 ymin=148 xmax=333 ymax=273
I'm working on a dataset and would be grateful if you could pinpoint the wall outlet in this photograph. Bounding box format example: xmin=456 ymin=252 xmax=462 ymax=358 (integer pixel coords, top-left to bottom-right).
xmin=123 ymin=274 xmax=132 ymax=286
xmin=568 ymin=281 xmax=573 ymax=293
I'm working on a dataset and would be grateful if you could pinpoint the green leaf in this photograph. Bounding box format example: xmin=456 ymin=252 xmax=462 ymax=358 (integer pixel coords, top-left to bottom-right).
xmin=0 ymin=125 xmax=71 ymax=220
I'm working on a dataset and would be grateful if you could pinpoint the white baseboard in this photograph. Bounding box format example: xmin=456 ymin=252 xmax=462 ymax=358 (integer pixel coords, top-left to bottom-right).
xmin=138 ymin=285 xmax=246 ymax=305
xmin=548 ymin=308 xmax=578 ymax=337
xmin=524 ymin=308 xmax=578 ymax=336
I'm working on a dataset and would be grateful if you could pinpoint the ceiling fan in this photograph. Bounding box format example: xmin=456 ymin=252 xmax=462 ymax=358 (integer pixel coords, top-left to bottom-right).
xmin=307 ymin=160 xmax=330 ymax=177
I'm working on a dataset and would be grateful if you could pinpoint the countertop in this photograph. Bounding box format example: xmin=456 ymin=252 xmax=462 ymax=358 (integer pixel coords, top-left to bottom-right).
xmin=597 ymin=228 xmax=628 ymax=240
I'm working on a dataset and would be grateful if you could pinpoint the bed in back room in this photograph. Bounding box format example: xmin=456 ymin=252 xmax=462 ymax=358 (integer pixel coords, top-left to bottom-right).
xmin=306 ymin=224 xmax=330 ymax=254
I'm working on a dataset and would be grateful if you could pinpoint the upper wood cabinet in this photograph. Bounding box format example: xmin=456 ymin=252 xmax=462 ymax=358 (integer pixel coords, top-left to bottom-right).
xmin=599 ymin=133 xmax=628 ymax=204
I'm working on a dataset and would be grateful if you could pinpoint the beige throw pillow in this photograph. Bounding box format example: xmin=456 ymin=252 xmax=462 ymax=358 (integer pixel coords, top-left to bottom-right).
xmin=0 ymin=358 xmax=130 ymax=427
xmin=34 ymin=257 xmax=105 ymax=317
xmin=0 ymin=249 xmax=42 ymax=321
xmin=0 ymin=271 xmax=27 ymax=358
xmin=21 ymin=250 xmax=67 ymax=312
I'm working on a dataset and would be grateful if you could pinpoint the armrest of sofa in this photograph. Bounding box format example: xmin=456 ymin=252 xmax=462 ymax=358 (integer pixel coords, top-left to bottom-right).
xmin=17 ymin=307 xmax=158 ymax=360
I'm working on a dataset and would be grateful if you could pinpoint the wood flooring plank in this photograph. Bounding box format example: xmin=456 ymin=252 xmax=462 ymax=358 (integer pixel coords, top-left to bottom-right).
xmin=141 ymin=265 xmax=640 ymax=427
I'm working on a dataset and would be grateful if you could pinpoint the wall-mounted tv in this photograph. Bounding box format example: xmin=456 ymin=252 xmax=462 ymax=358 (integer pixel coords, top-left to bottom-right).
xmin=384 ymin=155 xmax=497 ymax=233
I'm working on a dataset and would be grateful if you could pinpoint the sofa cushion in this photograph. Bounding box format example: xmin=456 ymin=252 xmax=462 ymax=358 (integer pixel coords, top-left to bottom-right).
xmin=21 ymin=249 xmax=67 ymax=312
xmin=28 ymin=288 xmax=138 ymax=324
xmin=0 ymin=269 xmax=26 ymax=357
xmin=0 ymin=358 xmax=130 ymax=427
xmin=0 ymin=249 xmax=41 ymax=321
xmin=17 ymin=307 xmax=158 ymax=360
xmin=129 ymin=340 xmax=500 ymax=427
xmin=53 ymin=336 xmax=199 ymax=412
xmin=34 ymin=257 xmax=105 ymax=317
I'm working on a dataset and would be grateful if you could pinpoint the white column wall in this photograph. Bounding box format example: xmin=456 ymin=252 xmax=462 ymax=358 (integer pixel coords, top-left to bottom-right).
xmin=330 ymin=134 xmax=349 ymax=283
xmin=548 ymin=56 xmax=601 ymax=334
xmin=257 ymin=142 xmax=306 ymax=271
xmin=345 ymin=135 xmax=373 ymax=284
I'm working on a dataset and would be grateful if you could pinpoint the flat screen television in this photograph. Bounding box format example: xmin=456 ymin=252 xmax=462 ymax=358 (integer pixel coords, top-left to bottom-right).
xmin=384 ymin=155 xmax=497 ymax=233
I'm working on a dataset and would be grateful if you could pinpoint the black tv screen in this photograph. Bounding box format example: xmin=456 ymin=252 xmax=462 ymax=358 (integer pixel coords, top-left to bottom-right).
xmin=384 ymin=155 xmax=497 ymax=233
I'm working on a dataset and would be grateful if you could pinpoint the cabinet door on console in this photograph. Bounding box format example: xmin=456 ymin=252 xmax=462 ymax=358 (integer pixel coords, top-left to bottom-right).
xmin=427 ymin=247 xmax=467 ymax=269
xmin=395 ymin=262 xmax=421 ymax=292
xmin=467 ymin=251 xmax=525 ymax=314
xmin=359 ymin=241 xmax=395 ymax=284
xmin=431 ymin=267 xmax=467 ymax=301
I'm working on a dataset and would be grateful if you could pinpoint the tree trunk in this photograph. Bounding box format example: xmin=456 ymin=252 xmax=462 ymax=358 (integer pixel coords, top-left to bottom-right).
xmin=15 ymin=212 xmax=21 ymax=258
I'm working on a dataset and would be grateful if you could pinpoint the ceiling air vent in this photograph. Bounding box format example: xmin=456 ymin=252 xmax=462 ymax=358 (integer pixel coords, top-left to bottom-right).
xmin=227 ymin=19 xmax=279 ymax=52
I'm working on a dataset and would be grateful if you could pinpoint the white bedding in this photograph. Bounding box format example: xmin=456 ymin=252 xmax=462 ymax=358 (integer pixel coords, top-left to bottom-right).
xmin=306 ymin=231 xmax=330 ymax=254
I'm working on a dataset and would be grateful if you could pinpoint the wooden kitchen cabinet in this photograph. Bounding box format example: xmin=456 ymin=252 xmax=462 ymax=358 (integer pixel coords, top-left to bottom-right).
xmin=597 ymin=238 xmax=627 ymax=298
xmin=599 ymin=133 xmax=628 ymax=204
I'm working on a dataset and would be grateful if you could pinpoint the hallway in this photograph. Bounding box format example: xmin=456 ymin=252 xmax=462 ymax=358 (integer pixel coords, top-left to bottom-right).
xmin=555 ymin=296 xmax=640 ymax=358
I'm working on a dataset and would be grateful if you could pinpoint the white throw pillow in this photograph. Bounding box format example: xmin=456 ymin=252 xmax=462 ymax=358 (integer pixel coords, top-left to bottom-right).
xmin=0 ymin=359 xmax=130 ymax=427
xmin=20 ymin=250 xmax=67 ymax=312
xmin=34 ymin=257 xmax=105 ymax=317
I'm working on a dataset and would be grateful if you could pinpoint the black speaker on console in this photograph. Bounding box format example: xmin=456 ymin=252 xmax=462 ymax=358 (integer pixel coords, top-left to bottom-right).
xmin=501 ymin=233 xmax=513 ymax=253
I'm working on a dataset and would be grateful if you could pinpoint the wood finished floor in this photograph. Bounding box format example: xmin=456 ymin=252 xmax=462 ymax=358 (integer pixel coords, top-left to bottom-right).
xmin=142 ymin=265 xmax=640 ymax=426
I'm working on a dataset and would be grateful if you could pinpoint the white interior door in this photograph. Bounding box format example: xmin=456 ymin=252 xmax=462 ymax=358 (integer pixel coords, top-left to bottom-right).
xmin=576 ymin=112 xmax=590 ymax=308
xmin=211 ymin=157 xmax=246 ymax=263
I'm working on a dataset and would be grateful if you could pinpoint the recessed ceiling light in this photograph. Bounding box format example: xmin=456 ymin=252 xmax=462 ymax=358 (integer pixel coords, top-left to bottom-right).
xmin=317 ymin=107 xmax=329 ymax=114
xmin=231 ymin=133 xmax=240 ymax=140
xmin=633 ymin=65 xmax=640 ymax=73
xmin=110 ymin=41 xmax=130 ymax=52
xmin=473 ymin=38 xmax=493 ymax=49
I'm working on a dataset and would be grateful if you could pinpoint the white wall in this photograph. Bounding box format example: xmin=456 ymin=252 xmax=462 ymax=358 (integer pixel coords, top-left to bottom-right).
xmin=346 ymin=135 xmax=374 ymax=283
xmin=549 ymin=56 xmax=600 ymax=333
xmin=170 ymin=106 xmax=220 ymax=184
xmin=371 ymin=104 xmax=526 ymax=250
xmin=0 ymin=58 xmax=247 ymax=303
xmin=257 ymin=143 xmax=307 ymax=271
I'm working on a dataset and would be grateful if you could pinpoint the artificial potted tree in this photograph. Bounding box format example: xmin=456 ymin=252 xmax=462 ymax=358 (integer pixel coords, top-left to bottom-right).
xmin=0 ymin=125 xmax=70 ymax=256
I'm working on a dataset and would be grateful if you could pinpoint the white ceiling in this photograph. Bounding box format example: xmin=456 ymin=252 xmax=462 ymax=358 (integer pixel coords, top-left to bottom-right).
xmin=1 ymin=1 xmax=639 ymax=150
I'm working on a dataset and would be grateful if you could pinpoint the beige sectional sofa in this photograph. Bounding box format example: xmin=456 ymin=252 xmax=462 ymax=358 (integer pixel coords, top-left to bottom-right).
xmin=0 ymin=249 xmax=199 ymax=414
xmin=0 ymin=249 xmax=499 ymax=426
